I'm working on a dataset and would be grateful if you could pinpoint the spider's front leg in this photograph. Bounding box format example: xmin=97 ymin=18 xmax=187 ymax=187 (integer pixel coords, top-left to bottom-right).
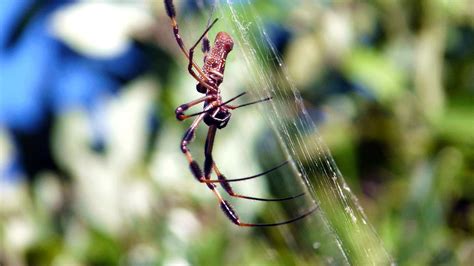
xmin=164 ymin=0 xmax=215 ymax=92
xmin=187 ymin=18 xmax=218 ymax=79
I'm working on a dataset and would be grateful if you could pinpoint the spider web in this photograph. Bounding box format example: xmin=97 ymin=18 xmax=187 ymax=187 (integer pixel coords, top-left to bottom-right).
xmin=212 ymin=1 xmax=394 ymax=264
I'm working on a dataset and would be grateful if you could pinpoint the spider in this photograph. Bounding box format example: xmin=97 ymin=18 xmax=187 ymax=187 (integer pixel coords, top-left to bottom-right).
xmin=164 ymin=0 xmax=316 ymax=227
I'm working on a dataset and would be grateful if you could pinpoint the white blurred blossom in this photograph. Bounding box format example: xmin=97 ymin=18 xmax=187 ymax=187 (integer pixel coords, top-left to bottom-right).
xmin=50 ymin=1 xmax=154 ymax=58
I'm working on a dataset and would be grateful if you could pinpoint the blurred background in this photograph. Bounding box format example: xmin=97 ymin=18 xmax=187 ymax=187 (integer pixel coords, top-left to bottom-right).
xmin=0 ymin=0 xmax=473 ymax=265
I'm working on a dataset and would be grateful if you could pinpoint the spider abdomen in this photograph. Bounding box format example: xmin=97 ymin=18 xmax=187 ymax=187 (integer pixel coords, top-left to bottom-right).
xmin=204 ymin=32 xmax=234 ymax=84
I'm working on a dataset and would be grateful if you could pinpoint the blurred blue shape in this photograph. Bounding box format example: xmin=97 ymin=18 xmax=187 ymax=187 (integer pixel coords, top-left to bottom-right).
xmin=264 ymin=21 xmax=293 ymax=56
xmin=0 ymin=0 xmax=59 ymax=132
xmin=50 ymin=57 xmax=120 ymax=113
xmin=0 ymin=152 xmax=22 ymax=183
xmin=0 ymin=0 xmax=32 ymax=49
xmin=0 ymin=0 xmax=150 ymax=182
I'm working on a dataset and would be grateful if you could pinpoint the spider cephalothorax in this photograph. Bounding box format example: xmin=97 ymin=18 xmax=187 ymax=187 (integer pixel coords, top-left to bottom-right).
xmin=203 ymin=105 xmax=231 ymax=129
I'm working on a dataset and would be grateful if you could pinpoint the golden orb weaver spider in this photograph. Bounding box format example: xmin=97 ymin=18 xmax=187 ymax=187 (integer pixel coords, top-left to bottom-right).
xmin=164 ymin=0 xmax=316 ymax=227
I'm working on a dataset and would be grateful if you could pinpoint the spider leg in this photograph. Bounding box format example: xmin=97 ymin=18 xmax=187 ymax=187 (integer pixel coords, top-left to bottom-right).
xmin=181 ymin=113 xmax=216 ymax=190
xmin=203 ymin=125 xmax=217 ymax=180
xmin=164 ymin=0 xmax=215 ymax=91
xmin=239 ymin=206 xmax=318 ymax=227
xmin=206 ymin=161 xmax=289 ymax=183
xmin=181 ymin=114 xmax=314 ymax=227
xmin=204 ymin=129 xmax=303 ymax=201
xmin=180 ymin=123 xmax=241 ymax=224
xmin=226 ymin=96 xmax=273 ymax=110
xmin=184 ymin=92 xmax=273 ymax=119
xmin=202 ymin=126 xmax=314 ymax=227
xmin=175 ymin=95 xmax=215 ymax=121
xmin=184 ymin=92 xmax=247 ymax=118
xmin=201 ymin=0 xmax=216 ymax=56
xmin=188 ymin=18 xmax=218 ymax=75
xmin=202 ymin=35 xmax=210 ymax=55
xmin=212 ymin=164 xmax=305 ymax=202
